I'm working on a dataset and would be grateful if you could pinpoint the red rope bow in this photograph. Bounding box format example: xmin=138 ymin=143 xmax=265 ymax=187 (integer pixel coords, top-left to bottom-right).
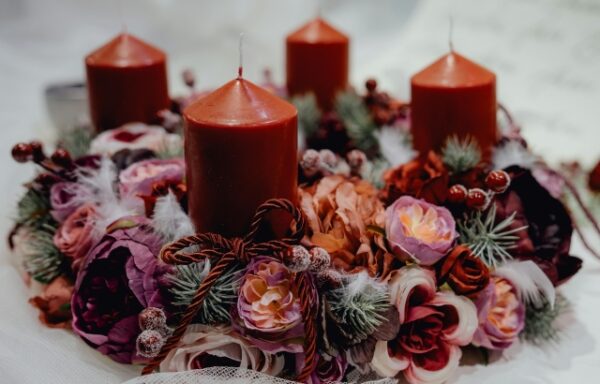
xmin=141 ymin=198 xmax=318 ymax=383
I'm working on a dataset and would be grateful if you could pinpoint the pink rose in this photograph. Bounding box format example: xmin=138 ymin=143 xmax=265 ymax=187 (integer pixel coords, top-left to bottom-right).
xmin=233 ymin=257 xmax=305 ymax=353
xmin=371 ymin=266 xmax=478 ymax=384
xmin=119 ymin=158 xmax=185 ymax=198
xmin=90 ymin=123 xmax=182 ymax=156
xmin=54 ymin=203 xmax=97 ymax=266
xmin=385 ymin=196 xmax=456 ymax=266
xmin=160 ymin=325 xmax=284 ymax=375
xmin=50 ymin=181 xmax=93 ymax=223
xmin=472 ymin=277 xmax=525 ymax=350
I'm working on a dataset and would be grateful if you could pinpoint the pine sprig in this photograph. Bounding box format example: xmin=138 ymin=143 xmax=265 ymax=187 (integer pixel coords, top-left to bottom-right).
xmin=58 ymin=125 xmax=93 ymax=158
xmin=441 ymin=135 xmax=482 ymax=173
xmin=291 ymin=93 xmax=321 ymax=137
xmin=457 ymin=204 xmax=528 ymax=267
xmin=522 ymin=293 xmax=569 ymax=345
xmin=22 ymin=226 xmax=67 ymax=283
xmin=326 ymin=280 xmax=390 ymax=344
xmin=335 ymin=91 xmax=378 ymax=152
xmin=16 ymin=188 xmax=56 ymax=231
xmin=169 ymin=261 xmax=241 ymax=325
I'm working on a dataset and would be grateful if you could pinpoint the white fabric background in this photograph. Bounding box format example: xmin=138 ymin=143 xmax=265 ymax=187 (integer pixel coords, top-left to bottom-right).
xmin=0 ymin=0 xmax=599 ymax=383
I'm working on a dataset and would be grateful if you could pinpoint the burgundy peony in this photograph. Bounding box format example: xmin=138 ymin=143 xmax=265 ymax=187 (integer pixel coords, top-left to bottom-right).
xmin=495 ymin=167 xmax=582 ymax=286
xmin=71 ymin=216 xmax=171 ymax=363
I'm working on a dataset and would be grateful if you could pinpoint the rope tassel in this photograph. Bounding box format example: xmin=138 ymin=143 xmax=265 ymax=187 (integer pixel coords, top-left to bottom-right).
xmin=141 ymin=199 xmax=317 ymax=382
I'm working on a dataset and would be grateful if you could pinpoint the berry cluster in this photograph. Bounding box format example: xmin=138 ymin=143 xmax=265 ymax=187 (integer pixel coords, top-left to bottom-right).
xmin=12 ymin=141 xmax=76 ymax=182
xmin=363 ymin=79 xmax=407 ymax=126
xmin=136 ymin=307 xmax=171 ymax=358
xmin=447 ymin=170 xmax=511 ymax=210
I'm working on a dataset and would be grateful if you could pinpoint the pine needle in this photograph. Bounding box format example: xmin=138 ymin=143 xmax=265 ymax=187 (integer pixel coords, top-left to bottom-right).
xmin=441 ymin=135 xmax=482 ymax=173
xmin=291 ymin=93 xmax=321 ymax=137
xmin=169 ymin=261 xmax=241 ymax=325
xmin=58 ymin=125 xmax=93 ymax=158
xmin=522 ymin=293 xmax=570 ymax=345
xmin=335 ymin=91 xmax=378 ymax=152
xmin=22 ymin=226 xmax=67 ymax=283
xmin=16 ymin=188 xmax=56 ymax=231
xmin=457 ymin=204 xmax=528 ymax=267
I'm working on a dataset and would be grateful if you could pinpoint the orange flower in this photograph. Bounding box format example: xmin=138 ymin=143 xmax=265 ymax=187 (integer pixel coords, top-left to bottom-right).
xmin=29 ymin=276 xmax=74 ymax=329
xmin=299 ymin=175 xmax=394 ymax=277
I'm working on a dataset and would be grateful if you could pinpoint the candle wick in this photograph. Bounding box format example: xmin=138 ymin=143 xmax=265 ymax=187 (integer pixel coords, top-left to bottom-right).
xmin=238 ymin=32 xmax=244 ymax=79
xmin=448 ymin=14 xmax=454 ymax=52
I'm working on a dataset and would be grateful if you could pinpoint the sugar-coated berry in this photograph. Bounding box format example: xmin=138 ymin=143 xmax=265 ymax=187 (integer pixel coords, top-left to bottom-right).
xmin=365 ymin=78 xmax=377 ymax=92
xmin=316 ymin=268 xmax=343 ymax=290
xmin=309 ymin=247 xmax=331 ymax=273
xmin=286 ymin=245 xmax=311 ymax=272
xmin=50 ymin=148 xmax=73 ymax=168
xmin=447 ymin=184 xmax=468 ymax=204
xmin=138 ymin=307 xmax=167 ymax=331
xmin=300 ymin=149 xmax=320 ymax=177
xmin=136 ymin=329 xmax=165 ymax=358
xmin=11 ymin=143 xmax=32 ymax=163
xmin=466 ymin=188 xmax=490 ymax=210
xmin=485 ymin=170 xmax=511 ymax=193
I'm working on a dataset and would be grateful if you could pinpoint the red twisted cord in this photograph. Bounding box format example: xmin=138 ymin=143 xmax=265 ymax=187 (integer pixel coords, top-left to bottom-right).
xmin=141 ymin=199 xmax=316 ymax=382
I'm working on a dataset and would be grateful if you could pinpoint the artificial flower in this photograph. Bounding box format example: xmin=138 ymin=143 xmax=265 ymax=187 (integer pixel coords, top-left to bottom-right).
xmin=111 ymin=148 xmax=156 ymax=171
xmin=49 ymin=181 xmax=93 ymax=223
xmin=495 ymin=167 xmax=581 ymax=285
xmin=71 ymin=216 xmax=171 ymax=363
xmin=233 ymin=257 xmax=304 ymax=353
xmin=89 ymin=123 xmax=182 ymax=156
xmin=382 ymin=151 xmax=449 ymax=206
xmin=588 ymin=160 xmax=600 ymax=192
xmin=436 ymin=245 xmax=489 ymax=298
xmin=160 ymin=324 xmax=284 ymax=375
xmin=472 ymin=277 xmax=525 ymax=350
xmin=53 ymin=203 xmax=97 ymax=266
xmin=299 ymin=175 xmax=394 ymax=277
xmin=371 ymin=266 xmax=477 ymax=384
xmin=29 ymin=276 xmax=74 ymax=328
xmin=310 ymin=354 xmax=348 ymax=384
xmin=385 ymin=196 xmax=456 ymax=266
xmin=118 ymin=158 xmax=185 ymax=199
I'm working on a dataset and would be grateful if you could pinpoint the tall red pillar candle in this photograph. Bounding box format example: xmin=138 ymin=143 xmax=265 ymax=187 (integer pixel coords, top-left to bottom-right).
xmin=286 ymin=18 xmax=349 ymax=111
xmin=411 ymin=52 xmax=497 ymax=157
xmin=184 ymin=76 xmax=298 ymax=237
xmin=85 ymin=33 xmax=170 ymax=132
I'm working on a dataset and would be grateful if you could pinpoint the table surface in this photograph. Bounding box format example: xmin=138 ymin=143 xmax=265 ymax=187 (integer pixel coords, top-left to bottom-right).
xmin=0 ymin=0 xmax=599 ymax=383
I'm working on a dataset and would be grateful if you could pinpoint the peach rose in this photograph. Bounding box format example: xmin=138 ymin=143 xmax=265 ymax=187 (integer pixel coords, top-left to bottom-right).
xmin=299 ymin=175 xmax=394 ymax=277
xmin=54 ymin=203 xmax=97 ymax=265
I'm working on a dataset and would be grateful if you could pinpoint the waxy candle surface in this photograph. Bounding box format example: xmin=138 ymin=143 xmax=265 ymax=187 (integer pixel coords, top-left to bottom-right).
xmin=184 ymin=78 xmax=298 ymax=237
xmin=286 ymin=18 xmax=349 ymax=111
xmin=411 ymin=52 xmax=497 ymax=157
xmin=85 ymin=33 xmax=169 ymax=131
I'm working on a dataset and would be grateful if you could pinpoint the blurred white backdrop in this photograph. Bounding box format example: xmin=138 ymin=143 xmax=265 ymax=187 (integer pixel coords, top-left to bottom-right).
xmin=1 ymin=1 xmax=600 ymax=383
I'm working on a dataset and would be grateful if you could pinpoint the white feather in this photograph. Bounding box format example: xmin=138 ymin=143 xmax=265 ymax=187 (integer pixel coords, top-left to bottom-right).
xmin=342 ymin=270 xmax=388 ymax=301
xmin=492 ymin=141 xmax=538 ymax=170
xmin=374 ymin=126 xmax=416 ymax=167
xmin=495 ymin=260 xmax=556 ymax=308
xmin=152 ymin=192 xmax=194 ymax=242
xmin=76 ymin=156 xmax=138 ymax=233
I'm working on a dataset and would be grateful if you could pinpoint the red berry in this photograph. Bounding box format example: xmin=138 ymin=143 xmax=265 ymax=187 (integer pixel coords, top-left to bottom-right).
xmin=365 ymin=78 xmax=377 ymax=92
xmin=11 ymin=143 xmax=32 ymax=163
xmin=485 ymin=170 xmax=511 ymax=193
xmin=29 ymin=141 xmax=45 ymax=162
xmin=50 ymin=148 xmax=73 ymax=168
xmin=466 ymin=188 xmax=489 ymax=210
xmin=447 ymin=184 xmax=468 ymax=204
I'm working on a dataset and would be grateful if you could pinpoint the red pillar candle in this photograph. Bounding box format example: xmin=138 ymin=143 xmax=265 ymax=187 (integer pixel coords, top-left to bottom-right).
xmin=85 ymin=33 xmax=170 ymax=132
xmin=410 ymin=52 xmax=497 ymax=157
xmin=184 ymin=76 xmax=298 ymax=237
xmin=286 ymin=18 xmax=349 ymax=111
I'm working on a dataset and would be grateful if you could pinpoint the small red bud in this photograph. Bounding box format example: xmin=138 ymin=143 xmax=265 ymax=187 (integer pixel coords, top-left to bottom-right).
xmin=50 ymin=148 xmax=73 ymax=168
xmin=365 ymin=78 xmax=377 ymax=92
xmin=466 ymin=188 xmax=490 ymax=210
xmin=11 ymin=143 xmax=33 ymax=163
xmin=29 ymin=141 xmax=45 ymax=162
xmin=485 ymin=170 xmax=511 ymax=193
xmin=447 ymin=184 xmax=468 ymax=204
